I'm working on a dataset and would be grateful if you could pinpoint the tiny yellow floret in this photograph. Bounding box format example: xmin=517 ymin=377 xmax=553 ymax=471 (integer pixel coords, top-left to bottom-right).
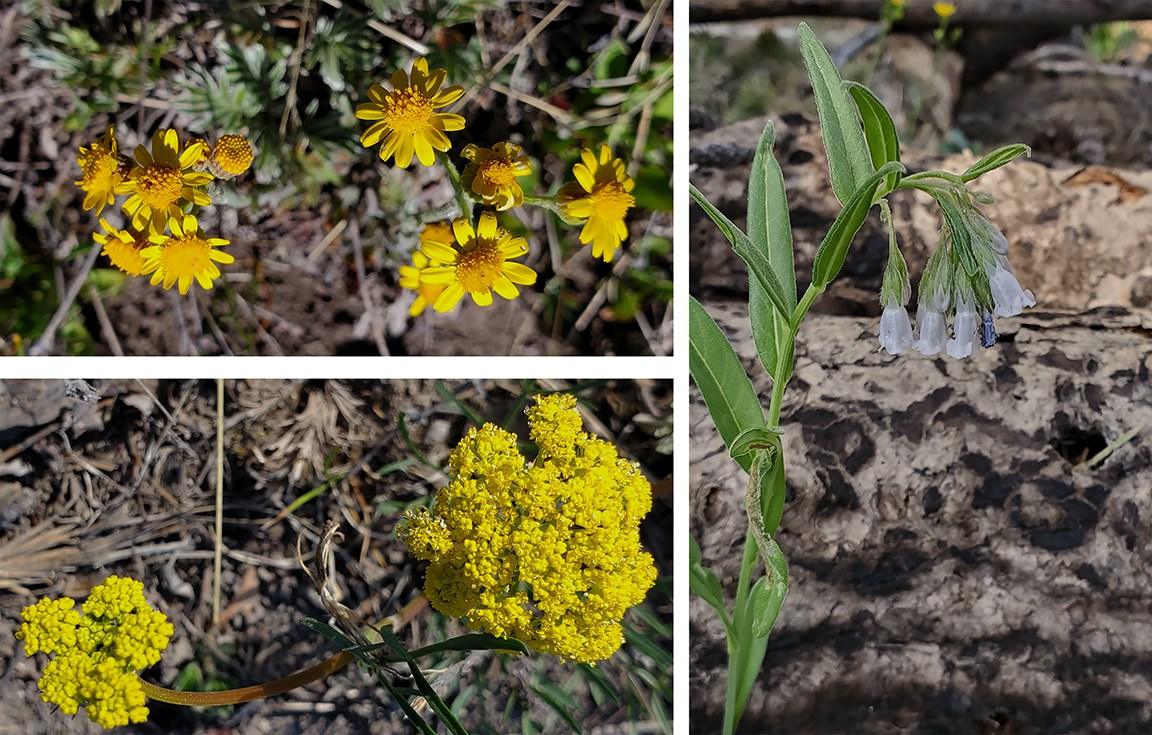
xmin=398 ymin=393 xmax=658 ymax=663
xmin=15 ymin=575 xmax=174 ymax=730
xmin=934 ymin=2 xmax=957 ymax=19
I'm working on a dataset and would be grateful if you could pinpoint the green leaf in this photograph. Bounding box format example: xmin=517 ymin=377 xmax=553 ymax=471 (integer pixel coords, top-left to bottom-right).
xmin=811 ymin=161 xmax=905 ymax=289
xmin=797 ymin=22 xmax=874 ymax=205
xmin=688 ymin=296 xmax=767 ymax=474
xmin=530 ymin=682 xmax=584 ymax=734
xmin=961 ymin=143 xmax=1031 ymax=182
xmin=844 ymin=81 xmax=902 ymax=194
xmin=348 ymin=633 xmax=529 ymax=660
xmin=689 ymin=536 xmax=732 ymax=636
xmin=729 ymin=426 xmax=785 ymax=459
xmin=745 ymin=120 xmax=797 ymax=379
xmin=742 ymin=446 xmax=789 ymax=639
xmin=690 ymin=184 xmax=791 ymax=322
xmin=748 ymin=542 xmax=789 ymax=639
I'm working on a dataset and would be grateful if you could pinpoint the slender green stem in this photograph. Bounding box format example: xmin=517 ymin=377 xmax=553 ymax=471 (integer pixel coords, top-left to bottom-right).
xmin=437 ymin=150 xmax=473 ymax=228
xmin=723 ymin=277 xmax=826 ymax=735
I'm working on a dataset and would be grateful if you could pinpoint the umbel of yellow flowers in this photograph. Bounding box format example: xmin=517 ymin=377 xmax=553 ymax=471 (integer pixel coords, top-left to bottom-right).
xmin=399 ymin=393 xmax=658 ymax=664
xmin=16 ymin=576 xmax=174 ymax=729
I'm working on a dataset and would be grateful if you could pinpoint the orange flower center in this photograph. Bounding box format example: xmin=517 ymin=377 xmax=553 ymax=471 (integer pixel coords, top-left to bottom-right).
xmin=590 ymin=182 xmax=634 ymax=220
xmin=384 ymin=88 xmax=435 ymax=135
xmin=456 ymin=241 xmax=503 ymax=292
xmin=136 ymin=165 xmax=184 ymax=210
xmin=478 ymin=158 xmax=516 ymax=187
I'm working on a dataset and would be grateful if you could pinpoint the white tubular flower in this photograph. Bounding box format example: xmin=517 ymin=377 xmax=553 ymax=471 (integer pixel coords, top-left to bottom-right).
xmin=986 ymin=253 xmax=1035 ymax=317
xmin=880 ymin=301 xmax=915 ymax=355
xmin=916 ymin=308 xmax=949 ymax=355
xmin=947 ymin=289 xmax=979 ymax=359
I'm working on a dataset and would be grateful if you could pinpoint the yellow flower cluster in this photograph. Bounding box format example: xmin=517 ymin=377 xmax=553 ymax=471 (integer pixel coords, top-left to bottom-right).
xmin=399 ymin=393 xmax=657 ymax=663
xmin=16 ymin=575 xmax=174 ymax=730
xmin=355 ymin=58 xmax=641 ymax=317
xmin=75 ymin=126 xmax=251 ymax=294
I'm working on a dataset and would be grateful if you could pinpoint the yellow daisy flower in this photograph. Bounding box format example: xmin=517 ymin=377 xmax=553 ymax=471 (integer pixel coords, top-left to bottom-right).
xmin=557 ymin=145 xmax=636 ymax=263
xmin=93 ymin=218 xmax=152 ymax=277
xmin=210 ymin=134 xmax=254 ymax=178
xmin=139 ymin=213 xmax=233 ymax=294
xmin=75 ymin=126 xmax=131 ymax=215
xmin=460 ymin=141 xmax=532 ymax=211
xmin=419 ymin=211 xmax=536 ymax=311
xmin=120 ymin=129 xmax=214 ymax=234
xmin=355 ymin=57 xmax=465 ymax=168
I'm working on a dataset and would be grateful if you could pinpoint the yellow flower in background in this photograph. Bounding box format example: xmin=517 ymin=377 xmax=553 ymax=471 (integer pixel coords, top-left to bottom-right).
xmin=418 ymin=211 xmax=536 ymax=311
xmin=934 ymin=2 xmax=956 ymax=19
xmin=460 ymin=141 xmax=532 ymax=210
xmin=140 ymin=213 xmax=233 ymax=294
xmin=557 ymin=145 xmax=636 ymax=263
xmin=121 ymin=129 xmax=214 ymax=234
xmin=355 ymin=57 xmax=465 ymax=168
xmin=93 ymin=218 xmax=151 ymax=277
xmin=75 ymin=126 xmax=131 ymax=215
xmin=399 ymin=393 xmax=657 ymax=664
xmin=16 ymin=575 xmax=173 ymax=730
xmin=399 ymin=248 xmax=446 ymax=317
xmin=210 ymin=134 xmax=254 ymax=178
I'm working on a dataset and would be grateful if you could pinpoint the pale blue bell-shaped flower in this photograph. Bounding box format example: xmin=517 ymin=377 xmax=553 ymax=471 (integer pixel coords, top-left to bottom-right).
xmin=879 ymin=303 xmax=915 ymax=354
xmin=916 ymin=309 xmax=948 ymax=355
xmin=986 ymin=254 xmax=1035 ymax=317
xmin=947 ymin=291 xmax=979 ymax=359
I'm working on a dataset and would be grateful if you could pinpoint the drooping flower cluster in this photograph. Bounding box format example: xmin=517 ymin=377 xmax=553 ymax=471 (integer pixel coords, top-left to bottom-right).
xmin=355 ymin=58 xmax=643 ymax=318
xmin=878 ymin=194 xmax=1035 ymax=359
xmin=399 ymin=393 xmax=658 ymax=663
xmin=74 ymin=127 xmax=251 ymax=294
xmin=16 ymin=576 xmax=174 ymax=729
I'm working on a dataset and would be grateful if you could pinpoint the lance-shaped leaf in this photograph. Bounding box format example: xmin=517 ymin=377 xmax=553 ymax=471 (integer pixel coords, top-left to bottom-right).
xmin=691 ymin=184 xmax=791 ymax=322
xmin=689 ymin=296 xmax=767 ymax=474
xmin=798 ymin=22 xmax=874 ymax=205
xmin=690 ymin=536 xmax=733 ymax=636
xmin=961 ymin=143 xmax=1031 ymax=182
xmin=746 ymin=120 xmax=797 ymax=378
xmin=811 ymin=161 xmax=905 ymax=289
xmin=845 ymin=81 xmax=902 ymax=194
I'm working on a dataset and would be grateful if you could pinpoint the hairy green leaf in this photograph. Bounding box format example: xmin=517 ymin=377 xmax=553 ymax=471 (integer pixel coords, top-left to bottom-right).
xmin=961 ymin=143 xmax=1031 ymax=182
xmin=690 ymin=185 xmax=791 ymax=322
xmin=746 ymin=120 xmax=797 ymax=378
xmin=798 ymin=22 xmax=874 ymax=205
xmin=845 ymin=81 xmax=902 ymax=194
xmin=811 ymin=161 xmax=905 ymax=289
xmin=688 ymin=296 xmax=767 ymax=474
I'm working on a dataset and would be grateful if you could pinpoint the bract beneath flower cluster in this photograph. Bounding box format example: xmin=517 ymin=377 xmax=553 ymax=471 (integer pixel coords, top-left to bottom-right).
xmin=16 ymin=576 xmax=174 ymax=730
xmin=399 ymin=393 xmax=657 ymax=664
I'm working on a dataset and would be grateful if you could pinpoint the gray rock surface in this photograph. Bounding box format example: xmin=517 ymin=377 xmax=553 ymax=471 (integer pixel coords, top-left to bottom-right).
xmin=690 ymin=305 xmax=1152 ymax=733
